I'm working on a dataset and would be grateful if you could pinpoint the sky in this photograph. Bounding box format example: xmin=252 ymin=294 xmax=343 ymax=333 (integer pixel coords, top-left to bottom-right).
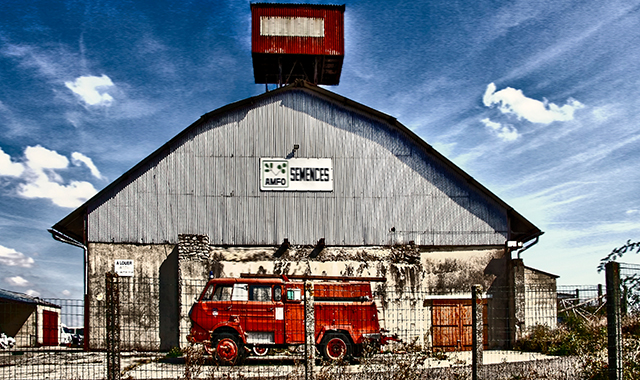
xmin=1 ymin=0 xmax=640 ymax=299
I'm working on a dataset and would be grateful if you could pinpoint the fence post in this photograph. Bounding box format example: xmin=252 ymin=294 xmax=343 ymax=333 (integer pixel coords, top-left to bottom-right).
xmin=598 ymin=284 xmax=603 ymax=307
xmin=605 ymin=262 xmax=622 ymax=380
xmin=106 ymin=272 xmax=121 ymax=380
xmin=304 ymin=280 xmax=315 ymax=380
xmin=472 ymin=285 xmax=483 ymax=380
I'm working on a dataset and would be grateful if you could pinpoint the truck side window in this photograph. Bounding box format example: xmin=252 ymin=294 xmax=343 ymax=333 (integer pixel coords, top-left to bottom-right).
xmin=212 ymin=285 xmax=232 ymax=301
xmin=287 ymin=288 xmax=302 ymax=301
xmin=274 ymin=286 xmax=282 ymax=302
xmin=231 ymin=283 xmax=249 ymax=301
xmin=249 ymin=286 xmax=272 ymax=302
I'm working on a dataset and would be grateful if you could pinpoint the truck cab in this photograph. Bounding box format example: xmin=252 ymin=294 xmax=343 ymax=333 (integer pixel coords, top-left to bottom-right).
xmin=188 ymin=275 xmax=392 ymax=365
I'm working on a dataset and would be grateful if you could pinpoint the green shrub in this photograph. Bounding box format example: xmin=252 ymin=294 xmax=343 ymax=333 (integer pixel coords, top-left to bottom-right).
xmin=515 ymin=315 xmax=606 ymax=357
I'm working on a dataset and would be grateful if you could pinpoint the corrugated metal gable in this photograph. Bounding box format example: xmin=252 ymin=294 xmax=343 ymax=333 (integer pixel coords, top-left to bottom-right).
xmin=86 ymin=89 xmax=508 ymax=246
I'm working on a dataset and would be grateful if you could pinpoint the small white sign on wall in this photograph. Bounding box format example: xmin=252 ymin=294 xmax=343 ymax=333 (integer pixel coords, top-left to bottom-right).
xmin=114 ymin=259 xmax=134 ymax=277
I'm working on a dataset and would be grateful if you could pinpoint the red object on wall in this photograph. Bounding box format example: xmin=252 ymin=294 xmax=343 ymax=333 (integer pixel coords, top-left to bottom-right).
xmin=251 ymin=3 xmax=345 ymax=85
xmin=43 ymin=310 xmax=58 ymax=346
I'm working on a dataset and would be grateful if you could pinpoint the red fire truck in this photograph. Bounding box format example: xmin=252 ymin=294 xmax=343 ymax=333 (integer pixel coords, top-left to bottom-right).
xmin=187 ymin=274 xmax=397 ymax=365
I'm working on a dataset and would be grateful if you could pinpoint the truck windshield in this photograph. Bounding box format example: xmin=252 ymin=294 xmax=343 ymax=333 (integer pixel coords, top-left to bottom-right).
xmin=202 ymin=284 xmax=215 ymax=301
xmin=210 ymin=285 xmax=232 ymax=301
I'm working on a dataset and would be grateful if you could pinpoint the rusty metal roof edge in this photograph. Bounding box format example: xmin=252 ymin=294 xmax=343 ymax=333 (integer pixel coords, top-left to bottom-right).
xmin=0 ymin=288 xmax=61 ymax=308
xmin=524 ymin=266 xmax=560 ymax=279
xmin=250 ymin=3 xmax=346 ymax=11
xmin=52 ymin=79 xmax=541 ymax=245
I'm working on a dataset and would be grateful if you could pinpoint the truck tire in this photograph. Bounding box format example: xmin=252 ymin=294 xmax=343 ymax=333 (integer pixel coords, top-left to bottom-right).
xmin=320 ymin=332 xmax=352 ymax=361
xmin=212 ymin=332 xmax=245 ymax=365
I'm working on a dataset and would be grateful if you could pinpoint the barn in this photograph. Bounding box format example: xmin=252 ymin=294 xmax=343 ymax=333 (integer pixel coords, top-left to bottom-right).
xmin=50 ymin=79 xmax=547 ymax=351
xmin=49 ymin=3 xmax=550 ymax=352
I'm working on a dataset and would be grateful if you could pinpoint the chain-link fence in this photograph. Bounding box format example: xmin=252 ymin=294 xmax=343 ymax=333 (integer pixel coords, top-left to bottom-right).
xmin=609 ymin=262 xmax=640 ymax=380
xmin=1 ymin=274 xmax=616 ymax=380
xmin=0 ymin=295 xmax=104 ymax=380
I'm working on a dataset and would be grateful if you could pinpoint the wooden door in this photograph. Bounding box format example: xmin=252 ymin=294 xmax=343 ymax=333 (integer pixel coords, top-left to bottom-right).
xmin=431 ymin=299 xmax=487 ymax=351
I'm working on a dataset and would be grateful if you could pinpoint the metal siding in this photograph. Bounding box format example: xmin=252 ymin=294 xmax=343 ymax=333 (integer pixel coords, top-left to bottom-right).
xmin=251 ymin=5 xmax=344 ymax=56
xmin=88 ymin=90 xmax=508 ymax=246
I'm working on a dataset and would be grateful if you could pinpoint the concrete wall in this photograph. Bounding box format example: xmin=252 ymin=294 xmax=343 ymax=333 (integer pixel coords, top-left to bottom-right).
xmin=524 ymin=267 xmax=558 ymax=330
xmin=86 ymin=236 xmax=510 ymax=351
xmin=178 ymin=234 xmax=508 ymax=350
xmin=509 ymin=260 xmax=558 ymax=343
xmin=87 ymin=242 xmax=178 ymax=350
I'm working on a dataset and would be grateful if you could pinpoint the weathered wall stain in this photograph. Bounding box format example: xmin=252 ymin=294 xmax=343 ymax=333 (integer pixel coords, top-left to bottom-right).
xmin=86 ymin=235 xmax=512 ymax=350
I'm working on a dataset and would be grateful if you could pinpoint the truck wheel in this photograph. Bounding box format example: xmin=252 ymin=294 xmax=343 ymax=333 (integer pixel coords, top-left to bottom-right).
xmin=212 ymin=333 xmax=245 ymax=365
xmin=321 ymin=333 xmax=352 ymax=361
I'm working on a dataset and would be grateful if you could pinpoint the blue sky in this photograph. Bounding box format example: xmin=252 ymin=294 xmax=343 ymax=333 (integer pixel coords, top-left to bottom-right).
xmin=1 ymin=0 xmax=640 ymax=299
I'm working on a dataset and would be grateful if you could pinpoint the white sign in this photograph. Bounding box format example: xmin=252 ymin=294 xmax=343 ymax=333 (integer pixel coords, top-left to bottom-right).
xmin=260 ymin=158 xmax=333 ymax=191
xmin=260 ymin=17 xmax=325 ymax=37
xmin=114 ymin=259 xmax=134 ymax=277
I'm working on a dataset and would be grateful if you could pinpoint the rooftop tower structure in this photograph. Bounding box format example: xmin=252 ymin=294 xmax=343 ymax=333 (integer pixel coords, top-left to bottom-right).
xmin=251 ymin=3 xmax=345 ymax=86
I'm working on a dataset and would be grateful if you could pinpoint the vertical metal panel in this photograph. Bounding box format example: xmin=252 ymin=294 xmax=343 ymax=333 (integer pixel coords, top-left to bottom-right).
xmin=251 ymin=4 xmax=344 ymax=56
xmin=88 ymin=90 xmax=509 ymax=246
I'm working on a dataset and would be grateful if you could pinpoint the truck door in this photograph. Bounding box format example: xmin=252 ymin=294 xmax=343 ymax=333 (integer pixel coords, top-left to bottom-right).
xmin=283 ymin=285 xmax=304 ymax=344
xmin=197 ymin=283 xmax=234 ymax=331
xmin=243 ymin=284 xmax=285 ymax=345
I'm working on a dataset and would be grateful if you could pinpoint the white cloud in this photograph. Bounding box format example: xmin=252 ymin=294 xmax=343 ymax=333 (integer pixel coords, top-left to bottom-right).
xmin=481 ymin=118 xmax=520 ymax=142
xmin=627 ymin=209 xmax=639 ymax=215
xmin=0 ymin=148 xmax=25 ymax=177
xmin=65 ymin=75 xmax=115 ymax=106
xmin=483 ymin=83 xmax=584 ymax=124
xmin=26 ymin=289 xmax=40 ymax=297
xmin=0 ymin=245 xmax=35 ymax=267
xmin=6 ymin=276 xmax=29 ymax=287
xmin=0 ymin=145 xmax=101 ymax=208
xmin=62 ymin=290 xmax=71 ymax=296
xmin=71 ymin=152 xmax=104 ymax=180
xmin=19 ymin=173 xmax=97 ymax=208
xmin=24 ymin=145 xmax=69 ymax=170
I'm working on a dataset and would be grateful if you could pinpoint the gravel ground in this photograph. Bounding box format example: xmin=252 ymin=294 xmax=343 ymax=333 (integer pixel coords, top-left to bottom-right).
xmin=0 ymin=349 xmax=580 ymax=380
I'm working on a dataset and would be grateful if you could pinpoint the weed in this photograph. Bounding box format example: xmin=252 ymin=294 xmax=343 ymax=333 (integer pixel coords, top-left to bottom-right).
xmin=166 ymin=346 xmax=183 ymax=358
